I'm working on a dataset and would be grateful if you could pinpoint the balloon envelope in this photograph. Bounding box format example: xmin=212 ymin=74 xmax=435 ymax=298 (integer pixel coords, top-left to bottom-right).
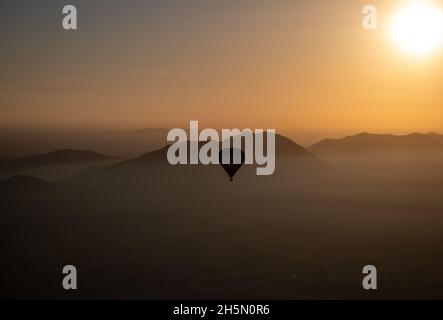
xmin=219 ymin=148 xmax=245 ymax=181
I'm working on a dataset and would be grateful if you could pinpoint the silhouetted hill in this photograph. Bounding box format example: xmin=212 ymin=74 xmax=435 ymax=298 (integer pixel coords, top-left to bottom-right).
xmin=0 ymin=149 xmax=119 ymax=182
xmin=0 ymin=128 xmax=169 ymax=158
xmin=0 ymin=175 xmax=52 ymax=193
xmin=119 ymin=133 xmax=321 ymax=166
xmin=17 ymin=149 xmax=115 ymax=167
xmin=128 ymin=129 xmax=315 ymax=158
xmin=274 ymin=133 xmax=317 ymax=157
xmin=309 ymin=132 xmax=443 ymax=155
xmin=0 ymin=149 xmax=115 ymax=168
xmin=121 ymin=145 xmax=170 ymax=165
xmin=429 ymin=132 xmax=443 ymax=144
xmin=17 ymin=149 xmax=115 ymax=166
xmin=62 ymin=133 xmax=329 ymax=190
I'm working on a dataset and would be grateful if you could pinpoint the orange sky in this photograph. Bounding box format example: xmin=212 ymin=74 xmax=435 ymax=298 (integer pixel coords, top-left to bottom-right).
xmin=0 ymin=0 xmax=442 ymax=144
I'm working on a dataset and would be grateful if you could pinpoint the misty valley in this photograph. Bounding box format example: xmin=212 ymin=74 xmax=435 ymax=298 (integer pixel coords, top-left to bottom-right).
xmin=1 ymin=129 xmax=443 ymax=299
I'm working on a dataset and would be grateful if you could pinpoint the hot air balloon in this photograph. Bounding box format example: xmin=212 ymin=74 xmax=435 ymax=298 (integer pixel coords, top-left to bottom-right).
xmin=219 ymin=148 xmax=245 ymax=181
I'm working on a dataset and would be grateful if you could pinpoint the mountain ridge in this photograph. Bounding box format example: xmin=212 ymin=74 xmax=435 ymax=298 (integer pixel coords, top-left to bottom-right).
xmin=119 ymin=132 xmax=320 ymax=167
xmin=309 ymin=132 xmax=443 ymax=155
xmin=0 ymin=175 xmax=53 ymax=193
xmin=0 ymin=149 xmax=116 ymax=168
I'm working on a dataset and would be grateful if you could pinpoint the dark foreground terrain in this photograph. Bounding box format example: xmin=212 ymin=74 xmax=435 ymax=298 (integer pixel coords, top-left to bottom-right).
xmin=1 ymin=136 xmax=443 ymax=299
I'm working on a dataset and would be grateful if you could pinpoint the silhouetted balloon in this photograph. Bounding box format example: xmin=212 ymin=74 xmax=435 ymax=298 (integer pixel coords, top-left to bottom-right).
xmin=219 ymin=148 xmax=245 ymax=181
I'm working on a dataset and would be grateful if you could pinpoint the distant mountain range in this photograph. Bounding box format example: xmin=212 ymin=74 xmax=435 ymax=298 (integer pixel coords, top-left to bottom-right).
xmin=121 ymin=133 xmax=320 ymax=166
xmin=60 ymin=133 xmax=327 ymax=188
xmin=0 ymin=149 xmax=115 ymax=168
xmin=309 ymin=132 xmax=443 ymax=155
xmin=429 ymin=132 xmax=443 ymax=144
xmin=3 ymin=127 xmax=442 ymax=159
xmin=0 ymin=127 xmax=171 ymax=158
xmin=0 ymin=149 xmax=117 ymax=182
xmin=0 ymin=175 xmax=52 ymax=193
xmin=18 ymin=149 xmax=112 ymax=166
xmin=2 ymin=130 xmax=442 ymax=186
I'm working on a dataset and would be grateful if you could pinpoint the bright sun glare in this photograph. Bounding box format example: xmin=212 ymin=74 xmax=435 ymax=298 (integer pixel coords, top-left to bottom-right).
xmin=389 ymin=0 xmax=443 ymax=56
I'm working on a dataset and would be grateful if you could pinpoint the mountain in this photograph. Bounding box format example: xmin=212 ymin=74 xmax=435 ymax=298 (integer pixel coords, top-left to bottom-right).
xmin=0 ymin=149 xmax=118 ymax=182
xmin=309 ymin=132 xmax=443 ymax=155
xmin=11 ymin=149 xmax=115 ymax=167
xmin=429 ymin=132 xmax=443 ymax=144
xmin=119 ymin=133 xmax=320 ymax=166
xmin=0 ymin=175 xmax=52 ymax=193
xmin=0 ymin=149 xmax=116 ymax=170
xmin=63 ymin=133 xmax=329 ymax=190
xmin=274 ymin=133 xmax=317 ymax=157
xmin=0 ymin=128 xmax=171 ymax=158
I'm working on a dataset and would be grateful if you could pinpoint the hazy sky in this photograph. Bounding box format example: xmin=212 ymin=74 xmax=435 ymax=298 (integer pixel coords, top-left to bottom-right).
xmin=0 ymin=0 xmax=442 ymax=143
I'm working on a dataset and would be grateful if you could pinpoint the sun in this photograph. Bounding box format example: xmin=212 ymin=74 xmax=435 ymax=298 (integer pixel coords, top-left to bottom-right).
xmin=389 ymin=0 xmax=443 ymax=56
